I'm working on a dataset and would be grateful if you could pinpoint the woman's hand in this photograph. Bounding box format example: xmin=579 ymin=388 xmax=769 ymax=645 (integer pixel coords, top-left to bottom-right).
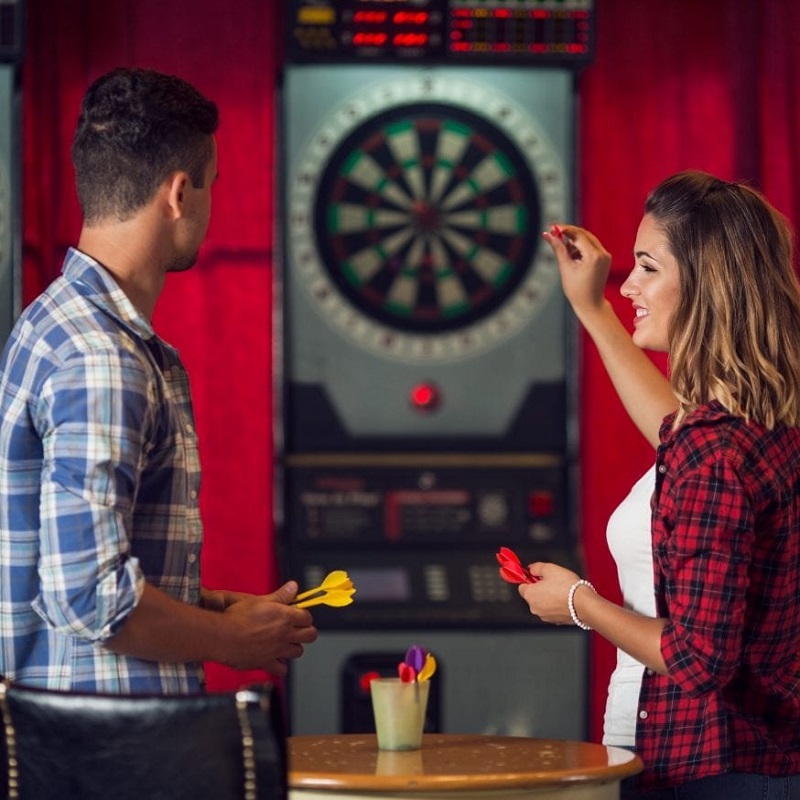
xmin=542 ymin=224 xmax=613 ymax=320
xmin=520 ymin=562 xmax=670 ymax=674
xmin=517 ymin=562 xmax=581 ymax=626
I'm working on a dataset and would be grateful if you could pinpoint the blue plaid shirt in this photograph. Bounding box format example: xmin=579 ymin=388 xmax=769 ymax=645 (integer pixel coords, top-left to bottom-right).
xmin=0 ymin=249 xmax=204 ymax=692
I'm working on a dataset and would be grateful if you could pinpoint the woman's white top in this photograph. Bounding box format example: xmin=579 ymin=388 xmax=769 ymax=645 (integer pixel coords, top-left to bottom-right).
xmin=602 ymin=465 xmax=657 ymax=747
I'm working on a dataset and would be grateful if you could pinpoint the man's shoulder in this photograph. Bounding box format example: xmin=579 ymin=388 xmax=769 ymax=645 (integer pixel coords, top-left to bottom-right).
xmin=2 ymin=285 xmax=158 ymax=402
xmin=23 ymin=249 xmax=151 ymax=347
xmin=16 ymin=283 xmax=130 ymax=357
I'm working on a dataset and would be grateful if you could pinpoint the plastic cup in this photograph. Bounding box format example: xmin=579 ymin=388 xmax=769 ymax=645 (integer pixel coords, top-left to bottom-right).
xmin=375 ymin=748 xmax=424 ymax=775
xmin=369 ymin=678 xmax=430 ymax=751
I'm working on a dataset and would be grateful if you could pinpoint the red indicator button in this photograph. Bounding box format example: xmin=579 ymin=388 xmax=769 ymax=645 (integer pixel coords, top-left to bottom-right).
xmin=527 ymin=491 xmax=555 ymax=518
xmin=410 ymin=382 xmax=441 ymax=412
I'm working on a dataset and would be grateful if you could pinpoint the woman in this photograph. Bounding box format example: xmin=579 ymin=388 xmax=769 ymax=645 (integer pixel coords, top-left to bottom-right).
xmin=546 ymin=206 xmax=677 ymax=762
xmin=525 ymin=171 xmax=800 ymax=797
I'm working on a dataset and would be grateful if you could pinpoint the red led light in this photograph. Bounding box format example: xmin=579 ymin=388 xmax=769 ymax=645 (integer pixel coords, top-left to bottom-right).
xmin=527 ymin=491 xmax=555 ymax=519
xmin=353 ymin=11 xmax=388 ymax=24
xmin=410 ymin=382 xmax=440 ymax=412
xmin=393 ymin=32 xmax=428 ymax=47
xmin=393 ymin=11 xmax=429 ymax=25
xmin=359 ymin=671 xmax=380 ymax=692
xmin=353 ymin=32 xmax=388 ymax=46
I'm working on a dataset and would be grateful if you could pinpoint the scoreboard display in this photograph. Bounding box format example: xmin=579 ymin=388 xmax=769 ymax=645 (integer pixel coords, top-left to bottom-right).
xmin=286 ymin=0 xmax=594 ymax=64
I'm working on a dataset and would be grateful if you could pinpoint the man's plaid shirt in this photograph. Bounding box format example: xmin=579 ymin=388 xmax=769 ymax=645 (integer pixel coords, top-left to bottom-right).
xmin=0 ymin=249 xmax=204 ymax=693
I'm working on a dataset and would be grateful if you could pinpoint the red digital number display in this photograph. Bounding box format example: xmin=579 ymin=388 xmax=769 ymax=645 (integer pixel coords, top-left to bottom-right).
xmin=352 ymin=31 xmax=389 ymax=46
xmin=393 ymin=32 xmax=429 ymax=47
xmin=353 ymin=11 xmax=388 ymax=24
xmin=349 ymin=3 xmax=434 ymax=54
xmin=393 ymin=12 xmax=429 ymax=25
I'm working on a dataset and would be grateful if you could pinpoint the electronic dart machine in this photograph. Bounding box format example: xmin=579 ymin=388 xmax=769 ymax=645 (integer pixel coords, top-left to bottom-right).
xmin=278 ymin=0 xmax=595 ymax=738
xmin=0 ymin=0 xmax=23 ymax=348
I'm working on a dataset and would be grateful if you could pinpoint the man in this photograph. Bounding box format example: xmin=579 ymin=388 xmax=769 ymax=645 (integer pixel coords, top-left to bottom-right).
xmin=0 ymin=67 xmax=317 ymax=692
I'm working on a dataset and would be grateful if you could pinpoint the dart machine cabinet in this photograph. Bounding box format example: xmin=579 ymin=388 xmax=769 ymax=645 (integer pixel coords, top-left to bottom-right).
xmin=277 ymin=0 xmax=596 ymax=738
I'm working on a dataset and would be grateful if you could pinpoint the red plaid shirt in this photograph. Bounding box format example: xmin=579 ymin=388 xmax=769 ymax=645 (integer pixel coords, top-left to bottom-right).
xmin=637 ymin=402 xmax=800 ymax=790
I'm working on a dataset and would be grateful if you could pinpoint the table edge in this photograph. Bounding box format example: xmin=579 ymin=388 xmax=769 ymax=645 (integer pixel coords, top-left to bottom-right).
xmin=288 ymin=735 xmax=644 ymax=792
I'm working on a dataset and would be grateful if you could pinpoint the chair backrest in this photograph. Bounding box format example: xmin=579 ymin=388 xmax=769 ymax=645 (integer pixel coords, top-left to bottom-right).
xmin=0 ymin=679 xmax=287 ymax=800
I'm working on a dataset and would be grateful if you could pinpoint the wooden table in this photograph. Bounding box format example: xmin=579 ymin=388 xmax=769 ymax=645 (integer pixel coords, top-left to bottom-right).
xmin=289 ymin=734 xmax=643 ymax=800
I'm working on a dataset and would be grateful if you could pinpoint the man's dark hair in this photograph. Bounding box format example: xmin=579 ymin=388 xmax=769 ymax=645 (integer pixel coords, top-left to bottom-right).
xmin=71 ymin=67 xmax=219 ymax=224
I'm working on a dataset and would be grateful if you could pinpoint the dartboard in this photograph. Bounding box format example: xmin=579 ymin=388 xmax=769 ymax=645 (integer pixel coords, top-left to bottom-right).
xmin=289 ymin=73 xmax=567 ymax=364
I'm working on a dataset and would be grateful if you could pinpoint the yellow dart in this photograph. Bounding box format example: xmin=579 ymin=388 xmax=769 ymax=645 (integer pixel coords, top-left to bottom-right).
xmin=293 ymin=570 xmax=352 ymax=603
xmin=293 ymin=587 xmax=356 ymax=610
xmin=417 ymin=653 xmax=437 ymax=682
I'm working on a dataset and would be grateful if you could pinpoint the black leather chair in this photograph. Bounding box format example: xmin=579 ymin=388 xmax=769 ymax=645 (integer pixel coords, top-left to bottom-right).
xmin=0 ymin=679 xmax=287 ymax=800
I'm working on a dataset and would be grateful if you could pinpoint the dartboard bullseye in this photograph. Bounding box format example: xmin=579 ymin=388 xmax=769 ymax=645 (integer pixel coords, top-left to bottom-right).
xmin=289 ymin=73 xmax=567 ymax=364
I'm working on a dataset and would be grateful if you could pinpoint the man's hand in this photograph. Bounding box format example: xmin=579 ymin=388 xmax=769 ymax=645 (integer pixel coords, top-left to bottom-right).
xmin=221 ymin=581 xmax=318 ymax=676
xmin=105 ymin=581 xmax=318 ymax=677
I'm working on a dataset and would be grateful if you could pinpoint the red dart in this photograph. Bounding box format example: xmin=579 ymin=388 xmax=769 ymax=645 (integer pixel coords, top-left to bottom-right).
xmin=499 ymin=564 xmax=529 ymax=584
xmin=547 ymin=224 xmax=582 ymax=261
xmin=496 ymin=547 xmax=540 ymax=584
xmin=496 ymin=549 xmax=531 ymax=583
xmin=398 ymin=662 xmax=416 ymax=683
xmin=496 ymin=546 xmax=523 ymax=567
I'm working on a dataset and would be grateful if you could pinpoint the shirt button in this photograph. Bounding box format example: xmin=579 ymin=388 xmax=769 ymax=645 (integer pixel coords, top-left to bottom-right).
xmin=657 ymin=464 xmax=666 ymax=474
xmin=188 ymin=553 xmax=197 ymax=563
xmin=190 ymin=489 xmax=198 ymax=499
xmin=639 ymin=710 xmax=648 ymax=720
xmin=186 ymin=424 xmax=194 ymax=433
xmin=645 ymin=668 xmax=655 ymax=676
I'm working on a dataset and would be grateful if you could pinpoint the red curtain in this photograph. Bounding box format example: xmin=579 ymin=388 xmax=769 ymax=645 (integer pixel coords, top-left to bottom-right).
xmin=21 ymin=0 xmax=800 ymax=739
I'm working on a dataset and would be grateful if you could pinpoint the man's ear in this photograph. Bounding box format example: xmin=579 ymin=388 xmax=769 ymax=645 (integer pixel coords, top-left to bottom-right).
xmin=165 ymin=172 xmax=189 ymax=218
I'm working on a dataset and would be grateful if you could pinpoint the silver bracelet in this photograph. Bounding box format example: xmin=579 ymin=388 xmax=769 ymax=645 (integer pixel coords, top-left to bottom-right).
xmin=567 ymin=579 xmax=595 ymax=630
